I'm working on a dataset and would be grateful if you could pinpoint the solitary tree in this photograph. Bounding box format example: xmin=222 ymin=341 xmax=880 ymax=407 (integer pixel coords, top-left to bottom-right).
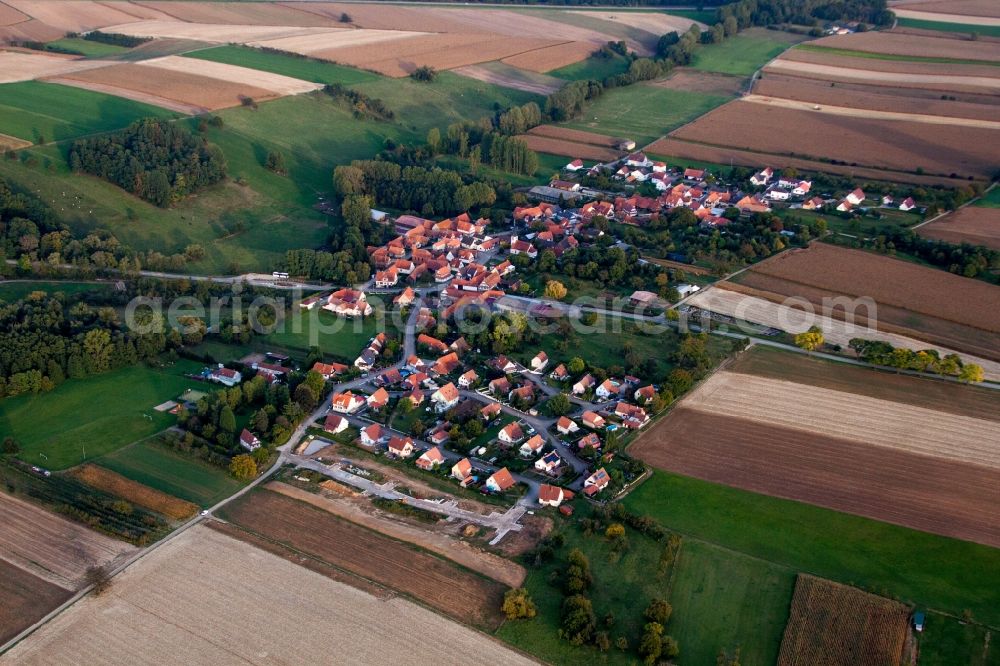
xmin=794 ymin=326 xmax=824 ymax=352
xmin=501 ymin=587 xmax=537 ymax=620
xmin=544 ymin=280 xmax=568 ymax=300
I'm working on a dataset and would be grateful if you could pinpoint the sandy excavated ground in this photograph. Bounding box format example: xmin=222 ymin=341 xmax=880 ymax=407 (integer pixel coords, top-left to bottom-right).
xmin=3 ymin=524 xmax=536 ymax=666
xmin=0 ymin=493 xmax=136 ymax=590
xmin=136 ymin=55 xmax=322 ymax=95
xmin=683 ymin=371 xmax=1000 ymax=468
xmin=743 ymin=94 xmax=1000 ymax=129
xmin=0 ymin=50 xmax=109 ymax=84
xmin=685 ymin=287 xmax=1000 ymax=381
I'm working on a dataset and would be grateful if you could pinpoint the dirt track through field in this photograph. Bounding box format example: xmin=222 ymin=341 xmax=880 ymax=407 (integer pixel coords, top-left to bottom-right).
xmin=633 ymin=408 xmax=1000 ymax=548
xmin=268 ymin=481 xmax=526 ymax=587
xmin=682 ymin=371 xmax=1000 ymax=469
xmin=3 ymin=524 xmax=536 ymax=665
xmin=685 ymin=287 xmax=1000 ymax=381
xmin=0 ymin=492 xmax=136 ymax=590
xmin=743 ymin=93 xmax=1000 ymax=129
xmin=765 ymin=59 xmax=1000 ymax=93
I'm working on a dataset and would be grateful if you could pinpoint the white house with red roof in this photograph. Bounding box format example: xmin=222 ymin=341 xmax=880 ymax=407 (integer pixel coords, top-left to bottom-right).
xmin=416 ymin=446 xmax=445 ymax=470
xmin=556 ymin=416 xmax=579 ymax=436
xmin=367 ymin=387 xmax=390 ymax=410
xmin=387 ymin=436 xmax=415 ymax=459
xmin=846 ymin=188 xmax=865 ymax=205
xmin=331 ymin=391 xmax=365 ymax=414
xmin=499 ymin=422 xmax=525 ymax=444
xmin=530 ymin=351 xmax=549 ymax=372
xmin=239 ymin=429 xmax=261 ymax=452
xmin=519 ymin=434 xmax=545 ymax=458
xmin=360 ymin=423 xmax=386 ymax=447
xmin=431 ymin=382 xmax=460 ymax=412
xmin=486 ymin=467 xmax=516 ymax=493
xmin=899 ymin=197 xmax=916 ymax=212
xmin=323 ymin=413 xmax=349 ymax=435
xmin=583 ymin=468 xmax=611 ymax=496
xmin=539 ymin=483 xmax=572 ymax=507
xmin=209 ymin=366 xmax=242 ymax=387
xmin=451 ymin=457 xmax=473 ymax=481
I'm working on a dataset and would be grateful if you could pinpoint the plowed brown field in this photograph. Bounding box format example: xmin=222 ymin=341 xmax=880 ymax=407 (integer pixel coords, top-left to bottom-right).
xmin=3 ymin=0 xmax=147 ymax=32
xmin=0 ymin=559 xmax=71 ymax=645
xmin=764 ymin=59 xmax=1000 ymax=95
xmin=0 ymin=492 xmax=136 ymax=589
xmin=670 ymin=99 xmax=1000 ymax=179
xmin=218 ymin=489 xmax=507 ymax=629
xmin=52 ymin=62 xmax=281 ymax=111
xmin=519 ymin=134 xmax=622 ymax=161
xmin=779 ymin=48 xmax=1000 ymax=79
xmin=71 ymin=464 xmax=197 ymax=521
xmin=633 ymin=408 xmax=1000 ymax=548
xmin=779 ymin=575 xmax=910 ymax=666
xmin=918 ymin=206 xmax=1000 ymax=250
xmin=753 ymin=73 xmax=1000 ymax=122
xmin=131 ymin=0 xmax=337 ymax=26
xmin=896 ymin=0 xmax=1000 ymax=18
xmin=645 ymin=137 xmax=964 ymax=187
xmin=501 ymin=40 xmax=597 ymax=73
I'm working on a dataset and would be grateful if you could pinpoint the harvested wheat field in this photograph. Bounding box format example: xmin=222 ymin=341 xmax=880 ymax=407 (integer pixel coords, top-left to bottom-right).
xmin=2 ymin=0 xmax=148 ymax=32
xmin=743 ymin=94 xmax=1000 ymax=130
xmin=811 ymin=31 xmax=1000 ymax=61
xmin=281 ymin=1 xmax=476 ymax=33
xmin=519 ymin=134 xmax=622 ymax=161
xmin=218 ymin=489 xmax=508 ymax=630
xmin=3 ymin=524 xmax=535 ymax=666
xmin=137 ymin=55 xmax=321 ymax=95
xmin=566 ymin=10 xmax=703 ymax=36
xmin=918 ymin=206 xmax=1000 ymax=250
xmin=130 ymin=0 xmax=338 ymax=26
xmin=454 ymin=63 xmax=562 ymax=95
xmin=248 ymin=27 xmax=422 ymax=55
xmin=671 ymin=99 xmax=1000 ymax=179
xmin=645 ymin=137 xmax=964 ymax=187
xmin=0 ymin=51 xmax=109 ymax=84
xmin=440 ymin=8 xmax=618 ymax=49
xmin=70 ymin=464 xmax=197 ymax=521
xmin=685 ymin=287 xmax=1000 ymax=380
xmin=313 ymin=32 xmax=562 ymax=77
xmin=682 ymin=371 xmax=1000 ymax=468
xmin=101 ymin=18 xmax=345 ymax=43
xmin=0 ymin=492 xmax=136 ymax=589
xmin=0 ymin=559 xmax=72 ymax=646
xmin=765 ymin=59 xmax=1000 ymax=95
xmin=753 ymin=73 xmax=1000 ymax=122
xmin=501 ymin=40 xmax=598 ymax=73
xmin=51 ymin=62 xmax=282 ymax=112
xmin=896 ymin=0 xmax=1000 ymax=18
xmin=268 ymin=481 xmax=527 ymax=588
xmin=0 ymin=132 xmax=30 ymax=149
xmin=779 ymin=575 xmax=910 ymax=666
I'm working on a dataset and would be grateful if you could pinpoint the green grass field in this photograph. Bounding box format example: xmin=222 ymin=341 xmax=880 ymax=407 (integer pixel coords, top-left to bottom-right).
xmin=897 ymin=17 xmax=1000 ymax=39
xmin=183 ymin=45 xmax=381 ymax=85
xmin=975 ymin=187 xmax=1000 ymax=208
xmin=560 ymin=84 xmax=730 ymax=145
xmin=0 ymin=359 xmax=211 ymax=470
xmin=917 ymin=612 xmax=1000 ymax=666
xmin=691 ymin=30 xmax=801 ymax=76
xmin=625 ymin=472 xmax=1000 ymax=627
xmin=96 ymin=435 xmax=244 ymax=507
xmin=264 ymin=306 xmax=386 ymax=362
xmin=795 ymin=43 xmax=1000 ymax=66
xmin=668 ymin=540 xmax=794 ymax=665
xmin=0 ymin=81 xmax=177 ymax=144
xmin=44 ymin=37 xmax=129 ymax=58
xmin=0 ymin=280 xmax=113 ymax=302
xmin=549 ymin=54 xmax=631 ymax=82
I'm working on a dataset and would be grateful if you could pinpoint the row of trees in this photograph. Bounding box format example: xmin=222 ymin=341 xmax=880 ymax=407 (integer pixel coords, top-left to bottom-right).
xmin=842 ymin=231 xmax=1000 ymax=281
xmin=849 ymin=339 xmax=985 ymax=382
xmin=68 ymin=119 xmax=226 ymax=207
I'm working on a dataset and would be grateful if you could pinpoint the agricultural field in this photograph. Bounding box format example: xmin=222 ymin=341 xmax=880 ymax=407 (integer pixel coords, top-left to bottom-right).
xmin=625 ymin=472 xmax=1000 ymax=627
xmin=0 ymin=50 xmax=108 ymax=84
xmin=95 ymin=435 xmax=244 ymax=507
xmin=3 ymin=523 xmax=536 ymax=665
xmin=895 ymin=0 xmax=1000 ymax=19
xmin=69 ymin=464 xmax=198 ymax=521
xmin=519 ymin=125 xmax=624 ymax=161
xmin=917 ymin=204 xmax=1000 ymax=250
xmin=734 ymin=242 xmax=1000 ymax=359
xmin=689 ymin=28 xmax=804 ymax=77
xmin=810 ymin=30 xmax=1000 ymax=62
xmin=668 ymin=99 xmax=1000 ymax=181
xmin=183 ymin=44 xmax=380 ymax=85
xmin=777 ymin=575 xmax=910 ymax=666
xmin=0 ymin=559 xmax=71 ymax=645
xmin=558 ymin=83 xmax=731 ymax=146
xmin=217 ymin=488 xmax=508 ymax=629
xmin=0 ymin=359 xmax=211 ymax=470
xmin=632 ymin=348 xmax=1000 ymax=548
xmin=42 ymin=36 xmax=130 ymax=58
xmin=896 ymin=17 xmax=1000 ymax=38
xmin=453 ymin=62 xmax=563 ymax=95
xmin=547 ymin=53 xmax=631 ymax=81
xmin=0 ymin=80 xmax=176 ymax=144
xmin=0 ymin=492 xmax=136 ymax=589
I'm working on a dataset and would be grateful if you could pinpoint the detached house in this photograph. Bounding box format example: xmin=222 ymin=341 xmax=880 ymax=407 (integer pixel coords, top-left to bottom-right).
xmin=452 ymin=457 xmax=473 ymax=481
xmin=615 ymin=402 xmax=649 ymax=428
xmin=583 ymin=468 xmax=611 ymax=497
xmin=535 ymin=451 xmax=562 ymax=476
xmin=209 ymin=366 xmax=242 ymax=387
xmin=485 ymin=467 xmax=516 ymax=493
xmin=750 ymin=167 xmax=773 ymax=186
xmin=458 ymin=369 xmax=478 ymax=388
xmin=846 ymin=188 xmax=865 ymax=205
xmin=431 ymin=382 xmax=460 ymax=412
xmin=416 ymin=446 xmax=445 ymax=470
xmin=519 ymin=434 xmax=545 ymax=458
xmin=331 ymin=391 xmax=365 ymax=414
xmin=311 ymin=361 xmax=347 ymax=380
xmin=582 ymin=411 xmax=606 ymax=430
xmin=550 ymin=364 xmax=569 ymax=381
xmin=387 ymin=436 xmax=415 ymax=459
xmin=899 ymin=197 xmax=916 ymax=211
xmin=323 ymin=414 xmax=348 ymax=435
xmin=556 ymin=416 xmax=579 ymax=436
xmin=595 ymin=379 xmax=622 ymax=400
xmin=499 ymin=422 xmax=525 ymax=445
xmin=325 ymin=288 xmax=373 ymax=317
xmin=239 ymin=429 xmax=261 ymax=452
xmin=367 ymin=387 xmax=390 ymax=410
xmin=360 ymin=423 xmax=386 ymax=447
xmin=577 ymin=432 xmax=601 ymax=451
xmin=572 ymin=374 xmax=596 ymax=396
xmin=481 ymin=402 xmax=502 ymax=422
xmin=530 ymin=351 xmax=549 ymax=372
xmin=539 ymin=484 xmax=570 ymax=507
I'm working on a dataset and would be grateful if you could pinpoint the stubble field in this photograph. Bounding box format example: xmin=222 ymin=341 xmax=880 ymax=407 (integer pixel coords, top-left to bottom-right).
xmin=3 ymin=524 xmax=536 ymax=665
xmin=778 ymin=575 xmax=910 ymax=666
xmin=0 ymin=492 xmax=136 ymax=589
xmin=218 ymin=488 xmax=509 ymax=629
